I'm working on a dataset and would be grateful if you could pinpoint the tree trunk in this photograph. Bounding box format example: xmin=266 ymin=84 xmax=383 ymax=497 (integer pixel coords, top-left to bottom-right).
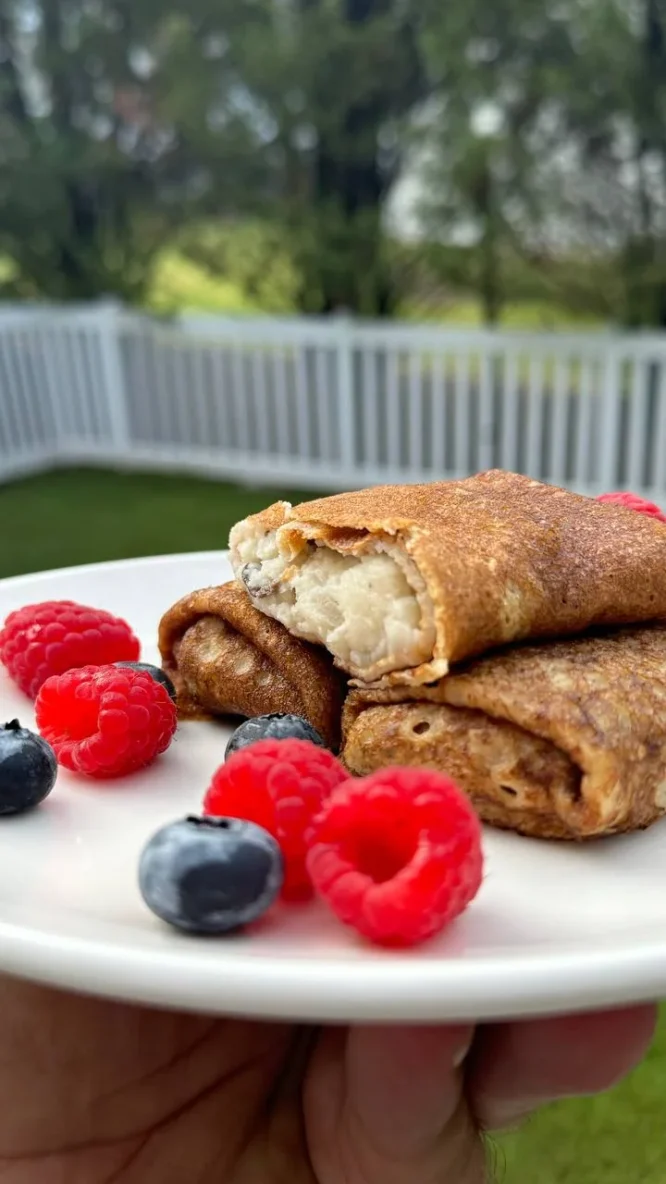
xmin=479 ymin=219 xmax=501 ymax=325
xmin=311 ymin=134 xmax=392 ymax=316
xmin=473 ymin=154 xmax=502 ymax=326
xmin=302 ymin=0 xmax=422 ymax=316
xmin=630 ymin=0 xmax=666 ymax=326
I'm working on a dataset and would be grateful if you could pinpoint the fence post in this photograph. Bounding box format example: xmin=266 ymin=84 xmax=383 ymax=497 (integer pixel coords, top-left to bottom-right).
xmin=653 ymin=349 xmax=666 ymax=494
xmin=599 ymin=344 xmax=623 ymax=491
xmin=336 ymin=315 xmax=356 ymax=476
xmin=477 ymin=349 xmax=495 ymax=471
xmin=96 ymin=300 xmax=130 ymax=457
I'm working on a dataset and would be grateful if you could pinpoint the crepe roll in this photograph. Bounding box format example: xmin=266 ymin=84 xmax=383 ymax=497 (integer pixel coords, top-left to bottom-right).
xmin=158 ymin=583 xmax=347 ymax=750
xmin=229 ymin=471 xmax=666 ymax=687
xmin=342 ymin=625 xmax=666 ymax=839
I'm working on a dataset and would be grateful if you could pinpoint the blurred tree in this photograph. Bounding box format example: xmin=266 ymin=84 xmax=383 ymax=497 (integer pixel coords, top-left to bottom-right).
xmin=175 ymin=218 xmax=300 ymax=312
xmin=0 ymin=0 xmax=265 ymax=301
xmin=0 ymin=0 xmax=431 ymax=315
xmin=557 ymin=0 xmax=666 ymax=326
xmin=3 ymin=0 xmax=665 ymax=325
xmin=622 ymin=0 xmax=666 ymax=325
xmin=418 ymin=0 xmax=666 ymax=327
xmin=417 ymin=0 xmax=579 ymax=324
xmin=181 ymin=0 xmax=429 ymax=316
xmin=291 ymin=0 xmax=427 ymax=315
xmin=527 ymin=0 xmax=666 ymax=326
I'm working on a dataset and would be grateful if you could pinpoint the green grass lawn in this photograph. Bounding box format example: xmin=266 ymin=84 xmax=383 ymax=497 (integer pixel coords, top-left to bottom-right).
xmin=499 ymin=1012 xmax=666 ymax=1182
xmin=1 ymin=465 xmax=665 ymax=1182
xmin=0 ymin=467 xmax=318 ymax=580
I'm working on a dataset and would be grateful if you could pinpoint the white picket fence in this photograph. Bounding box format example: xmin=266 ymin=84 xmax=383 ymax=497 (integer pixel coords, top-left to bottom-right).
xmin=1 ymin=301 xmax=666 ymax=500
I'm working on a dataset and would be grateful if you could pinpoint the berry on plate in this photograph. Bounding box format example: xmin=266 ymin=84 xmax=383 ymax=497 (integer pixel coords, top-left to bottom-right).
xmin=596 ymin=492 xmax=666 ymax=522
xmin=115 ymin=661 xmax=177 ymax=702
xmin=139 ymin=815 xmax=283 ymax=934
xmin=35 ymin=664 xmax=177 ymax=779
xmin=225 ymin=713 xmax=327 ymax=759
xmin=306 ymin=767 xmax=483 ymax=947
xmin=203 ymin=739 xmax=347 ymax=901
xmin=0 ymin=719 xmax=57 ymax=815
xmin=0 ymin=601 xmax=140 ymax=698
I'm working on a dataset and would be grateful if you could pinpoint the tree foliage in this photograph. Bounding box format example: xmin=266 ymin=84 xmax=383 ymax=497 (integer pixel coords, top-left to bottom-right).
xmin=1 ymin=0 xmax=665 ymax=323
xmin=418 ymin=0 xmax=666 ymax=325
xmin=0 ymin=0 xmax=266 ymax=301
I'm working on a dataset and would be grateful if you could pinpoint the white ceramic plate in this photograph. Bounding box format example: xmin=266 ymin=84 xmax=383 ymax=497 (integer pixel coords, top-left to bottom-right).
xmin=1 ymin=551 xmax=666 ymax=1023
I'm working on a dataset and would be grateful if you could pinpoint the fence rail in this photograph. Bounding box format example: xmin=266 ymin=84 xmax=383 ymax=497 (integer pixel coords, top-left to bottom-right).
xmin=0 ymin=302 xmax=665 ymax=500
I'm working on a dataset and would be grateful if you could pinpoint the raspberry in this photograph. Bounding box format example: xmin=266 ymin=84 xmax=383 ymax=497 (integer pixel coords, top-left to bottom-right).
xmin=306 ymin=768 xmax=483 ymax=947
xmin=596 ymin=492 xmax=666 ymax=523
xmin=203 ymin=739 xmax=347 ymax=901
xmin=35 ymin=665 xmax=177 ymax=779
xmin=0 ymin=601 xmax=140 ymax=698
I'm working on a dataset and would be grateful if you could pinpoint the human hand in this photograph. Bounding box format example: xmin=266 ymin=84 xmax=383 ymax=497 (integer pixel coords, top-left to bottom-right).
xmin=0 ymin=976 xmax=654 ymax=1184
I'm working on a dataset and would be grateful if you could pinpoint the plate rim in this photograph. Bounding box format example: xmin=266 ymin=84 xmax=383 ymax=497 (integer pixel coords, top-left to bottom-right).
xmin=0 ymin=911 xmax=664 ymax=1022
xmin=0 ymin=549 xmax=226 ymax=589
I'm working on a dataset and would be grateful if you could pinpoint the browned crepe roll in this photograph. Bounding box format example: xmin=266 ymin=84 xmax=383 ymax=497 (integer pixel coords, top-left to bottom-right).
xmin=342 ymin=626 xmax=666 ymax=839
xmin=158 ymin=583 xmax=347 ymax=750
xmin=229 ymin=471 xmax=666 ymax=687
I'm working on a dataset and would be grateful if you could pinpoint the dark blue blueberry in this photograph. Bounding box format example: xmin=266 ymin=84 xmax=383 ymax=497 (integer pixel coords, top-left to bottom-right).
xmin=0 ymin=719 xmax=57 ymax=815
xmin=115 ymin=662 xmax=177 ymax=702
xmin=225 ymin=713 xmax=326 ymax=759
xmin=138 ymin=815 xmax=283 ymax=934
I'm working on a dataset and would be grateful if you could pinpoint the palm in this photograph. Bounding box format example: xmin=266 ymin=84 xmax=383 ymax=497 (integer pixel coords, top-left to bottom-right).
xmin=0 ymin=978 xmax=655 ymax=1184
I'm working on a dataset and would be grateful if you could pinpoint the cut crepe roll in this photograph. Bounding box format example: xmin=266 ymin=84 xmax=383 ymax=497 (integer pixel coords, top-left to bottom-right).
xmin=342 ymin=625 xmax=666 ymax=840
xmin=229 ymin=470 xmax=666 ymax=687
xmin=158 ymin=583 xmax=347 ymax=751
xmin=229 ymin=468 xmax=666 ymax=686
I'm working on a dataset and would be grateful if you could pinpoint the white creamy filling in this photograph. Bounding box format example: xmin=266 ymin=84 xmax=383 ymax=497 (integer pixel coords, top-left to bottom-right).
xmin=231 ymin=526 xmax=431 ymax=676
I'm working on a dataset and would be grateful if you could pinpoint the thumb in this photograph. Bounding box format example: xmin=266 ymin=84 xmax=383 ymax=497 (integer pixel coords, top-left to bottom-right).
xmin=307 ymin=1025 xmax=487 ymax=1184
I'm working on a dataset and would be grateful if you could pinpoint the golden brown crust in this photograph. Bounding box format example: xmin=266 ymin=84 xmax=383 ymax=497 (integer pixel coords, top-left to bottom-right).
xmin=241 ymin=471 xmax=666 ymax=685
xmin=158 ymin=583 xmax=347 ymax=750
xmin=342 ymin=625 xmax=666 ymax=839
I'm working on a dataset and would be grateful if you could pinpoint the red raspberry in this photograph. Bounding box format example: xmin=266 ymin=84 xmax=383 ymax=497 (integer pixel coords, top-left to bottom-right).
xmin=203 ymin=739 xmax=347 ymax=901
xmin=596 ymin=492 xmax=666 ymax=523
xmin=0 ymin=601 xmax=140 ymax=698
xmin=35 ymin=665 xmax=177 ymax=779
xmin=306 ymin=768 xmax=483 ymax=947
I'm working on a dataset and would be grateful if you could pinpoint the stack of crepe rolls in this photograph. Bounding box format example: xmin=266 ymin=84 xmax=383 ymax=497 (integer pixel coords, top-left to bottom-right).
xmin=230 ymin=470 xmax=666 ymax=839
xmin=158 ymin=582 xmax=346 ymax=752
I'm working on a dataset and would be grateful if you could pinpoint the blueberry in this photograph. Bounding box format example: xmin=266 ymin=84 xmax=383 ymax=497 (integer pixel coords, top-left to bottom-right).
xmin=115 ymin=662 xmax=177 ymax=702
xmin=138 ymin=816 xmax=283 ymax=934
xmin=0 ymin=719 xmax=57 ymax=815
xmin=225 ymin=713 xmax=326 ymax=759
